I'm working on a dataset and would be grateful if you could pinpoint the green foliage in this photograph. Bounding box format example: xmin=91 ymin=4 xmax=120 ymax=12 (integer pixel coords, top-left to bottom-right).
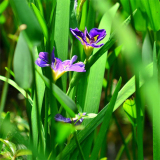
xmin=13 ymin=33 xmax=33 ymax=89
xmin=123 ymin=98 xmax=143 ymax=125
xmin=1 ymin=0 xmax=160 ymax=159
xmin=10 ymin=0 xmax=43 ymax=46
xmin=0 ymin=0 xmax=9 ymax=14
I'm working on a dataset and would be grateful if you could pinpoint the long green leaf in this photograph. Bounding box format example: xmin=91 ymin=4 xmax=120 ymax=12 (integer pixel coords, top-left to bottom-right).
xmin=31 ymin=3 xmax=48 ymax=40
xmin=142 ymin=33 xmax=152 ymax=65
xmin=140 ymin=0 xmax=160 ymax=31
xmin=0 ymin=112 xmax=10 ymax=153
xmin=16 ymin=149 xmax=32 ymax=157
xmin=56 ymin=62 xmax=153 ymax=160
xmin=0 ymin=76 xmax=33 ymax=105
xmin=83 ymin=3 xmax=119 ymax=120
xmin=106 ymin=45 xmax=122 ymax=69
xmin=37 ymin=70 xmax=77 ymax=117
xmin=54 ymin=0 xmax=70 ymax=91
xmin=120 ymin=0 xmax=147 ymax=31
xmin=31 ymin=49 xmax=45 ymax=149
xmin=13 ymin=33 xmax=33 ymax=89
xmin=0 ymin=139 xmax=16 ymax=156
xmin=10 ymin=0 xmax=43 ymax=46
xmin=90 ymin=78 xmax=122 ymax=160
xmin=0 ymin=0 xmax=9 ymax=14
xmin=148 ymin=42 xmax=160 ymax=160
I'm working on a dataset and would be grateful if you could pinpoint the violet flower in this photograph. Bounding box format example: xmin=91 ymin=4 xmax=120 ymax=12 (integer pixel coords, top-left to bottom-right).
xmin=55 ymin=113 xmax=86 ymax=125
xmin=70 ymin=27 xmax=106 ymax=57
xmin=35 ymin=48 xmax=86 ymax=81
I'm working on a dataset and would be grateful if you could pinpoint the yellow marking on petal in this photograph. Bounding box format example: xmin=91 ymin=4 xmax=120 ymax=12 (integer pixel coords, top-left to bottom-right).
xmin=94 ymin=35 xmax=99 ymax=41
xmin=86 ymin=37 xmax=90 ymax=43
xmin=52 ymin=69 xmax=66 ymax=82
xmin=77 ymin=36 xmax=84 ymax=44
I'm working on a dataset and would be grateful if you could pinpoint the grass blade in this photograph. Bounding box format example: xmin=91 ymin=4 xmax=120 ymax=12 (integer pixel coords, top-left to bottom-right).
xmin=54 ymin=0 xmax=70 ymax=91
xmin=90 ymin=78 xmax=122 ymax=160
xmin=56 ymin=62 xmax=153 ymax=159
xmin=10 ymin=0 xmax=43 ymax=46
xmin=31 ymin=3 xmax=48 ymax=40
xmin=37 ymin=70 xmax=77 ymax=117
xmin=13 ymin=33 xmax=33 ymax=89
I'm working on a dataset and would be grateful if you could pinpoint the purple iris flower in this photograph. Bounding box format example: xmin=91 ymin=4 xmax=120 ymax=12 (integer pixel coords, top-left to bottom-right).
xmin=70 ymin=27 xmax=106 ymax=57
xmin=35 ymin=48 xmax=86 ymax=81
xmin=55 ymin=113 xmax=86 ymax=125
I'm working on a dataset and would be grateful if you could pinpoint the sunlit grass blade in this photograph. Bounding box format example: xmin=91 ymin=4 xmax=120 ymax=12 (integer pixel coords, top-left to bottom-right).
xmin=86 ymin=0 xmax=95 ymax=31
xmin=83 ymin=3 xmax=119 ymax=120
xmin=31 ymin=3 xmax=48 ymax=40
xmin=54 ymin=0 xmax=70 ymax=91
xmin=0 ymin=76 xmax=33 ymax=105
xmin=0 ymin=138 xmax=16 ymax=157
xmin=90 ymin=78 xmax=122 ymax=160
xmin=135 ymin=74 xmax=144 ymax=160
xmin=0 ymin=0 xmax=9 ymax=14
xmin=142 ymin=33 xmax=152 ymax=66
xmin=31 ymin=53 xmax=45 ymax=151
xmin=106 ymin=45 xmax=122 ymax=69
xmin=140 ymin=0 xmax=160 ymax=31
xmin=0 ymin=112 xmax=10 ymax=152
xmin=79 ymin=0 xmax=87 ymax=31
xmin=56 ymin=62 xmax=153 ymax=159
xmin=35 ymin=0 xmax=44 ymax=17
xmin=152 ymin=41 xmax=160 ymax=160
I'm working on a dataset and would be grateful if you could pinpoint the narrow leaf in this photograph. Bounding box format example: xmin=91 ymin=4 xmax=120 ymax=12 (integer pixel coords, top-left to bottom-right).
xmin=10 ymin=0 xmax=43 ymax=45
xmin=83 ymin=3 xmax=119 ymax=120
xmin=16 ymin=149 xmax=32 ymax=157
xmin=0 ymin=75 xmax=33 ymax=105
xmin=37 ymin=70 xmax=77 ymax=117
xmin=56 ymin=62 xmax=153 ymax=160
xmin=0 ymin=139 xmax=16 ymax=156
xmin=13 ymin=33 xmax=33 ymax=89
xmin=0 ymin=0 xmax=9 ymax=14
xmin=54 ymin=0 xmax=70 ymax=91
xmin=31 ymin=3 xmax=48 ymax=40
xmin=90 ymin=78 xmax=122 ymax=160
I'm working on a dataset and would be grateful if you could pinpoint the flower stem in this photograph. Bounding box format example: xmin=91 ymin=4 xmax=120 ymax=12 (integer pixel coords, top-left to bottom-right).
xmin=74 ymin=131 xmax=85 ymax=160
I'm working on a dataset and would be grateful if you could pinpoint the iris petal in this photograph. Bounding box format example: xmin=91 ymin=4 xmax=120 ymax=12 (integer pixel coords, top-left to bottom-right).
xmin=70 ymin=28 xmax=86 ymax=45
xmin=35 ymin=58 xmax=50 ymax=67
xmin=65 ymin=62 xmax=86 ymax=72
xmin=90 ymin=43 xmax=104 ymax=48
xmin=70 ymin=55 xmax=78 ymax=64
xmin=39 ymin=52 xmax=49 ymax=62
xmin=55 ymin=114 xmax=72 ymax=123
xmin=89 ymin=28 xmax=106 ymax=43
xmin=36 ymin=47 xmax=86 ymax=81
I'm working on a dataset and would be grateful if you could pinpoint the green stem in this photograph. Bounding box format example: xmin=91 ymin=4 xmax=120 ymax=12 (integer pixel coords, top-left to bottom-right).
xmin=132 ymin=125 xmax=137 ymax=160
xmin=0 ymin=29 xmax=18 ymax=116
xmin=113 ymin=113 xmax=131 ymax=160
xmin=135 ymin=73 xmax=144 ymax=160
xmin=115 ymin=133 xmax=132 ymax=160
xmin=74 ymin=131 xmax=85 ymax=160
xmin=44 ymin=88 xmax=49 ymax=155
